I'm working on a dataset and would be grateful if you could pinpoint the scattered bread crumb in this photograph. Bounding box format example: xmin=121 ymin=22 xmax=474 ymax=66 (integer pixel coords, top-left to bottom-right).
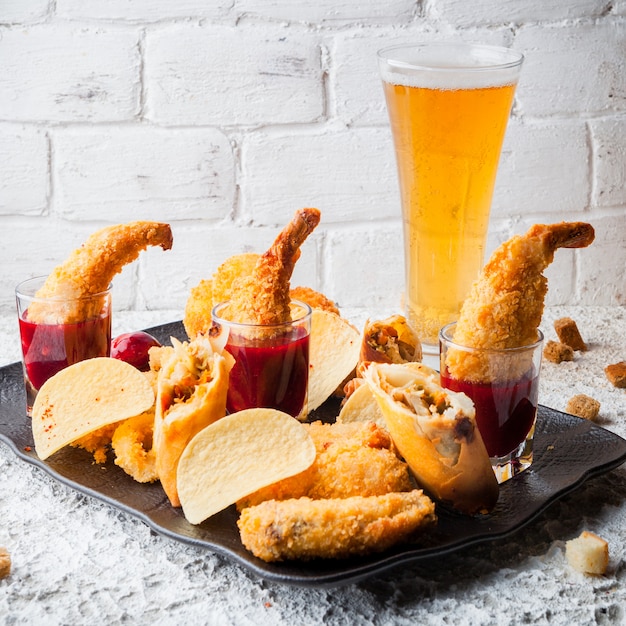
xmin=0 ymin=547 xmax=10 ymax=579
xmin=554 ymin=317 xmax=587 ymax=352
xmin=543 ymin=340 xmax=574 ymax=364
xmin=565 ymin=531 xmax=608 ymax=575
xmin=566 ymin=394 xmax=601 ymax=421
xmin=605 ymin=362 xmax=626 ymax=389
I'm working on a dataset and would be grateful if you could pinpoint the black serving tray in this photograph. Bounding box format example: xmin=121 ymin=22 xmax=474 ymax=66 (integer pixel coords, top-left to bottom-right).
xmin=1 ymin=321 xmax=625 ymax=587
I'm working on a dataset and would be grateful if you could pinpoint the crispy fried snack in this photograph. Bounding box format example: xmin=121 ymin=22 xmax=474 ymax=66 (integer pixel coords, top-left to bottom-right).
xmin=289 ymin=286 xmax=339 ymax=315
xmin=227 ymin=208 xmax=321 ymax=325
xmin=153 ymin=335 xmax=234 ymax=507
xmin=184 ymin=253 xmax=260 ymax=339
xmin=237 ymin=421 xmax=413 ymax=509
xmin=29 ymin=221 xmax=173 ymax=324
xmin=238 ymin=489 xmax=437 ymax=562
xmin=360 ymin=314 xmax=422 ymax=366
xmin=447 ymin=222 xmax=595 ymax=383
xmin=111 ymin=411 xmax=158 ymax=483
xmin=362 ymin=362 xmax=499 ymax=515
xmin=70 ymin=423 xmax=119 ymax=464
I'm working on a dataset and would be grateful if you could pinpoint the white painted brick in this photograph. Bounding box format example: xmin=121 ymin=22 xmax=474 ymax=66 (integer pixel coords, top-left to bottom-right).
xmin=332 ymin=28 xmax=513 ymax=126
xmin=590 ymin=118 xmax=626 ymax=207
xmin=492 ymin=119 xmax=589 ymax=218
xmin=0 ymin=25 xmax=140 ymax=122
xmin=1 ymin=0 xmax=50 ymax=23
xmin=0 ymin=125 xmax=48 ymax=216
xmin=326 ymin=225 xmax=404 ymax=309
xmin=56 ymin=0 xmax=231 ymax=21
xmin=428 ymin=0 xmax=609 ymax=27
xmin=576 ymin=214 xmax=626 ymax=306
xmin=515 ymin=22 xmax=626 ymax=117
xmin=241 ymin=127 xmax=399 ymax=226
xmin=145 ymin=24 xmax=324 ymax=126
xmin=235 ymin=0 xmax=415 ymax=23
xmin=52 ymin=127 xmax=235 ymax=222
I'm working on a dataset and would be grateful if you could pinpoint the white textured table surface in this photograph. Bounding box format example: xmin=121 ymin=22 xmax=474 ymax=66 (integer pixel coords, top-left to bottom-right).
xmin=1 ymin=306 xmax=625 ymax=626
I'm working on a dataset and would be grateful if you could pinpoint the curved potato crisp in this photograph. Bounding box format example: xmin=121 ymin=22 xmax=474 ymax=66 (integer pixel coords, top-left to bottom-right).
xmin=32 ymin=357 xmax=155 ymax=460
xmin=177 ymin=408 xmax=316 ymax=525
xmin=337 ymin=383 xmax=387 ymax=427
xmin=308 ymin=309 xmax=360 ymax=412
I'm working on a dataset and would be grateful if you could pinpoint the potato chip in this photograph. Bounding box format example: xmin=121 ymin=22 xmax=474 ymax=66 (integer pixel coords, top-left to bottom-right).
xmin=177 ymin=408 xmax=315 ymax=524
xmin=32 ymin=357 xmax=155 ymax=460
xmin=307 ymin=309 xmax=360 ymax=412
xmin=337 ymin=382 xmax=387 ymax=427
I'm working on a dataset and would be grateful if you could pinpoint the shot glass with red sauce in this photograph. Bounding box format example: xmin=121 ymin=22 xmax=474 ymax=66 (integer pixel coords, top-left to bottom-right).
xmin=439 ymin=322 xmax=544 ymax=483
xmin=16 ymin=276 xmax=112 ymax=416
xmin=211 ymin=301 xmax=312 ymax=420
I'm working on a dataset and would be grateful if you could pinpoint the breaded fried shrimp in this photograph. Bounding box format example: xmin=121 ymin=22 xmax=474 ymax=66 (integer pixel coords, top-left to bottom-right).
xmin=227 ymin=208 xmax=321 ymax=325
xmin=447 ymin=222 xmax=595 ymax=383
xmin=29 ymin=221 xmax=173 ymax=324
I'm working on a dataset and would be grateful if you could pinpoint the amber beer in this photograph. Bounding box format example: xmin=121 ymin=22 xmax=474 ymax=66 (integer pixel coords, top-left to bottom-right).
xmin=379 ymin=43 xmax=523 ymax=349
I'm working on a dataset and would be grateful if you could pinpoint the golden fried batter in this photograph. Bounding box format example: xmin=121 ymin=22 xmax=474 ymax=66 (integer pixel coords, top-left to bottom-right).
xmin=447 ymin=222 xmax=595 ymax=383
xmin=111 ymin=411 xmax=158 ymax=483
xmin=238 ymin=490 xmax=437 ymax=562
xmin=29 ymin=221 xmax=173 ymax=324
xmin=237 ymin=421 xmax=413 ymax=509
xmin=70 ymin=423 xmax=119 ymax=464
xmin=227 ymin=208 xmax=321 ymax=325
xmin=289 ymin=286 xmax=339 ymax=315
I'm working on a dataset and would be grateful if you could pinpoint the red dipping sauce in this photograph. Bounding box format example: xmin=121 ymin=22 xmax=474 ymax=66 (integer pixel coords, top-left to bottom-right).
xmin=440 ymin=369 xmax=539 ymax=458
xmin=19 ymin=311 xmax=112 ymax=392
xmin=224 ymin=330 xmax=309 ymax=418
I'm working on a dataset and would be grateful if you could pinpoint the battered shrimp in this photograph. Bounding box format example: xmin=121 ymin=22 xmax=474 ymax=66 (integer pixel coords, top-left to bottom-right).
xmin=28 ymin=221 xmax=173 ymax=324
xmin=447 ymin=222 xmax=595 ymax=382
xmin=227 ymin=208 xmax=321 ymax=325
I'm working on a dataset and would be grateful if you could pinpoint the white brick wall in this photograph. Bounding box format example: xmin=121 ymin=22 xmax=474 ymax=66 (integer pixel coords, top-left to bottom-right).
xmin=1 ymin=0 xmax=624 ymax=322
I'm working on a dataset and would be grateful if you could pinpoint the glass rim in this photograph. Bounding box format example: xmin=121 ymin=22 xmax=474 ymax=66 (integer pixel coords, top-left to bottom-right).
xmin=377 ymin=41 xmax=524 ymax=73
xmin=211 ymin=299 xmax=312 ymax=330
xmin=439 ymin=321 xmax=544 ymax=354
xmin=15 ymin=275 xmax=112 ymax=303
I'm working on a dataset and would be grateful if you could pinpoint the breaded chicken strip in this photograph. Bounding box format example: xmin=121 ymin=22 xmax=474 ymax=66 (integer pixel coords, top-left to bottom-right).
xmin=237 ymin=421 xmax=413 ymax=509
xmin=238 ymin=490 xmax=436 ymax=562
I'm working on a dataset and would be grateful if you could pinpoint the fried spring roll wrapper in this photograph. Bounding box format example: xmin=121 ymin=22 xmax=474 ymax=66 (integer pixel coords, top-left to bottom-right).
xmin=362 ymin=362 xmax=498 ymax=515
xmin=360 ymin=315 xmax=422 ymax=365
xmin=153 ymin=335 xmax=234 ymax=507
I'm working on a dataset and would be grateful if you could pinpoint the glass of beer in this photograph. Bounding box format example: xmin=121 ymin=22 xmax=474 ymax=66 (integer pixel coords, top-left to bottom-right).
xmin=378 ymin=42 xmax=523 ymax=354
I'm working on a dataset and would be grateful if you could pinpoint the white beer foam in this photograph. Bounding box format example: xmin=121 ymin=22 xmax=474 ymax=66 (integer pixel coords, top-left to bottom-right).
xmin=379 ymin=45 xmax=523 ymax=90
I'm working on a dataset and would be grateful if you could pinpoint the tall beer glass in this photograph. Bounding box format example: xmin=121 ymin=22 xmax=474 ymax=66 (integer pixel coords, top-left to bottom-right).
xmin=378 ymin=42 xmax=523 ymax=353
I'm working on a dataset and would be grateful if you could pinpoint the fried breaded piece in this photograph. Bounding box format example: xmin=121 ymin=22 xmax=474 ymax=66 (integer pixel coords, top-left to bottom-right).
xmin=183 ymin=253 xmax=262 ymax=339
xmin=227 ymin=208 xmax=321 ymax=325
xmin=111 ymin=411 xmax=158 ymax=483
xmin=237 ymin=421 xmax=412 ymax=509
xmin=238 ymin=490 xmax=437 ymax=562
xmin=289 ymin=286 xmax=339 ymax=315
xmin=447 ymin=222 xmax=595 ymax=383
xmin=29 ymin=221 xmax=173 ymax=324
xmin=70 ymin=422 xmax=119 ymax=464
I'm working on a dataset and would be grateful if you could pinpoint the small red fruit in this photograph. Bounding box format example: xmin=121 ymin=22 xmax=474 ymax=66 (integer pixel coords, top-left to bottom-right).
xmin=110 ymin=331 xmax=161 ymax=372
